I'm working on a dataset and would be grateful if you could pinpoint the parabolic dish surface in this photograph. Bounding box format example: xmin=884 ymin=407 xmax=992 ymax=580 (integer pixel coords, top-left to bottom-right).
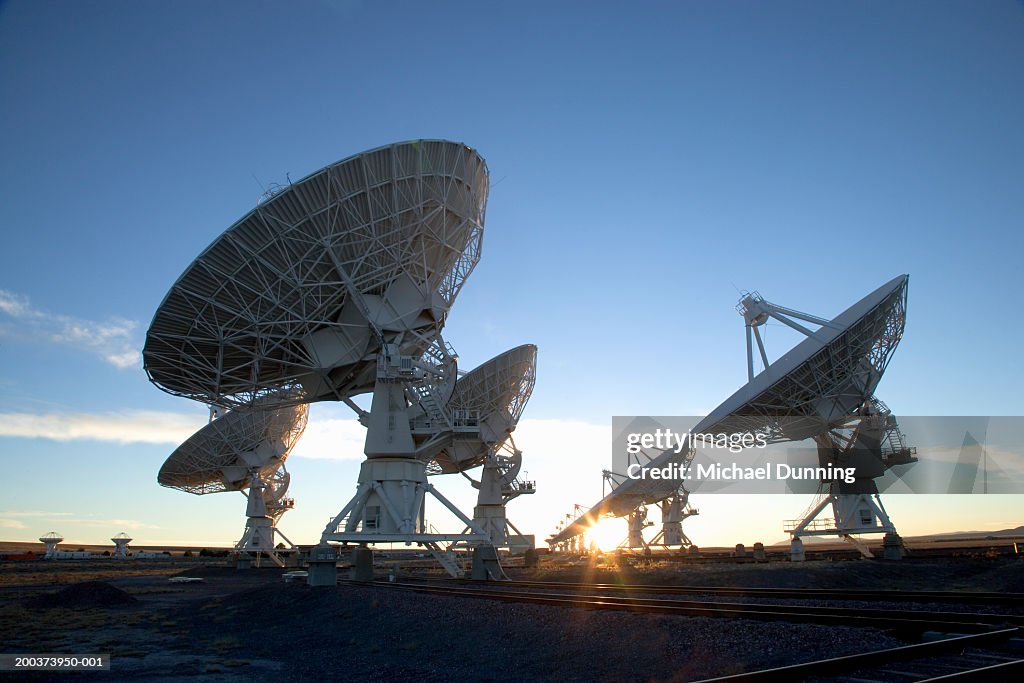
xmin=144 ymin=140 xmax=488 ymax=408
xmin=159 ymin=402 xmax=309 ymax=495
xmin=552 ymin=274 xmax=908 ymax=539
xmin=429 ymin=344 xmax=537 ymax=474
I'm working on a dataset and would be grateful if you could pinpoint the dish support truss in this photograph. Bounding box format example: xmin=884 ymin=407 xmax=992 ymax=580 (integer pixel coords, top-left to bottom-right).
xmin=549 ymin=449 xmax=700 ymax=553
xmin=739 ymin=291 xmax=915 ymax=558
xmin=601 ymin=452 xmax=700 ymax=552
xmin=235 ymin=465 xmax=297 ymax=568
xmin=784 ymin=398 xmax=917 ymax=559
xmin=453 ymin=437 xmax=537 ymax=552
xmin=730 ymin=284 xmax=906 ymax=444
xmin=320 ymin=341 xmax=496 ymax=578
xmin=616 ymin=494 xmax=698 ymax=551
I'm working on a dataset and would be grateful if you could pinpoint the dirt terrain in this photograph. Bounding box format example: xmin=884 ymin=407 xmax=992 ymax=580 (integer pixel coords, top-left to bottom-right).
xmin=1 ymin=555 xmax=1022 ymax=681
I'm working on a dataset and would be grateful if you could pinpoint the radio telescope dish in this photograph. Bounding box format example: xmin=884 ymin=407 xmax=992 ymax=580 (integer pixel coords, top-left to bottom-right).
xmin=703 ymin=274 xmax=908 ymax=443
xmin=159 ymin=401 xmax=308 ymax=494
xmin=144 ymin=140 xmax=488 ymax=408
xmin=144 ymin=139 xmax=522 ymax=578
xmin=39 ymin=531 xmax=63 ymax=559
xmin=423 ymin=344 xmax=537 ymax=474
xmin=431 ymin=345 xmax=538 ymax=549
xmin=550 ymin=275 xmax=910 ymax=548
xmin=160 ymin=399 xmax=308 ymax=567
xmin=449 ymin=344 xmax=536 ymax=440
xmin=111 ymin=532 xmax=133 ymax=560
xmin=339 ymin=344 xmax=539 ymax=551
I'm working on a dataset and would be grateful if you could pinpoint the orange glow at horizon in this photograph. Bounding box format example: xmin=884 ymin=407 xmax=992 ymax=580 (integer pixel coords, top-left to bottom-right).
xmin=585 ymin=517 xmax=627 ymax=551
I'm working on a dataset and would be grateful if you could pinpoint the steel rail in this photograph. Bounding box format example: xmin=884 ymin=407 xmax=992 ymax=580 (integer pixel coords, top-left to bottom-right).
xmin=397 ymin=576 xmax=1024 ymax=605
xmin=370 ymin=581 xmax=1022 ymax=633
xmin=689 ymin=627 xmax=1022 ymax=682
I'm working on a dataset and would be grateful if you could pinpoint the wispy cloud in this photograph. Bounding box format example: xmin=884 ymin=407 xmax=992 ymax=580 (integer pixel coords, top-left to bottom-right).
xmin=0 ymin=410 xmax=205 ymax=444
xmin=0 ymin=511 xmax=74 ymax=532
xmin=0 ymin=407 xmax=365 ymax=458
xmin=60 ymin=518 xmax=161 ymax=530
xmin=0 ymin=289 xmax=141 ymax=369
xmin=0 ymin=406 xmax=610 ymax=477
xmin=0 ymin=511 xmax=74 ymax=518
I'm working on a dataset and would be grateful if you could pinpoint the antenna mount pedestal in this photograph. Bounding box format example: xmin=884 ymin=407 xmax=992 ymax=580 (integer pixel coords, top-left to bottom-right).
xmin=321 ymin=355 xmax=494 ymax=578
xmin=236 ymin=472 xmax=296 ymax=568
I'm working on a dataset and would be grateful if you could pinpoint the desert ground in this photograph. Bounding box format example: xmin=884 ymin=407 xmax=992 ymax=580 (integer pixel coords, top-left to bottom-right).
xmin=2 ymin=544 xmax=1023 ymax=681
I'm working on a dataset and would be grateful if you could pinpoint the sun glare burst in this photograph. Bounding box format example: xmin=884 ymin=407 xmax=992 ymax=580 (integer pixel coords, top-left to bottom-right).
xmin=586 ymin=518 xmax=627 ymax=551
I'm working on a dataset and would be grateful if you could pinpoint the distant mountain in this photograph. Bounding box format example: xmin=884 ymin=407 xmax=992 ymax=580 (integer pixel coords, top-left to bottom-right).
xmin=908 ymin=526 xmax=1024 ymax=541
xmin=769 ymin=526 xmax=1024 ymax=546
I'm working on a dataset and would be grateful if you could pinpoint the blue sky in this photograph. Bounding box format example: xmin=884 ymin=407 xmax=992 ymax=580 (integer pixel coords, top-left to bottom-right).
xmin=1 ymin=1 xmax=1022 ymax=550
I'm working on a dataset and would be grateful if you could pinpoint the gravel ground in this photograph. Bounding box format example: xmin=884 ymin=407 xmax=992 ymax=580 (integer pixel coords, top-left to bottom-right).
xmin=173 ymin=580 xmax=907 ymax=682
xmin=2 ymin=556 xmax=1021 ymax=682
xmin=2 ymin=571 xmax=904 ymax=682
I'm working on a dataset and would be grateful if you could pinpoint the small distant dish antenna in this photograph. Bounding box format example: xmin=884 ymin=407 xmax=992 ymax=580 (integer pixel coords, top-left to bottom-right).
xmin=552 ymin=275 xmax=914 ymax=559
xmin=159 ymin=397 xmax=309 ymax=568
xmin=39 ymin=531 xmax=63 ymax=559
xmin=111 ymin=532 xmax=133 ymax=560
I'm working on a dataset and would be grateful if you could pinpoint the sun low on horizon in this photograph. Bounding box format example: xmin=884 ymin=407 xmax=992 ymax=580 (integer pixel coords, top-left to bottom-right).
xmin=579 ymin=518 xmax=627 ymax=552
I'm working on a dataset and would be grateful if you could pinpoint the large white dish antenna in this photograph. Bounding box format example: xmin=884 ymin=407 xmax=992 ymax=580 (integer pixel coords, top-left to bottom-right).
xmin=159 ymin=401 xmax=309 ymax=494
xmin=426 ymin=344 xmax=537 ymax=474
xmin=552 ymin=275 xmax=909 ymax=540
xmin=702 ymin=274 xmax=908 ymax=442
xmin=144 ymin=140 xmax=488 ymax=408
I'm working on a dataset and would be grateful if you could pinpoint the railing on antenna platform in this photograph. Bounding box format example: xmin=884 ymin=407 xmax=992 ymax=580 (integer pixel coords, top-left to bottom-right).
xmin=784 ymin=518 xmax=838 ymax=533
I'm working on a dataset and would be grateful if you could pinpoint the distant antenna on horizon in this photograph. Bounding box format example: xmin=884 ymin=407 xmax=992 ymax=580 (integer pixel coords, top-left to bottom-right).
xmin=111 ymin=532 xmax=133 ymax=560
xmin=39 ymin=531 xmax=63 ymax=559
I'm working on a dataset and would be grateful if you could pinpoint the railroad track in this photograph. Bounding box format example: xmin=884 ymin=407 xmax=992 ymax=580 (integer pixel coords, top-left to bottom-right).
xmin=441 ymin=577 xmax=1024 ymax=606
xmin=691 ymin=628 xmax=1024 ymax=682
xmin=361 ymin=579 xmax=1024 ymax=680
xmin=370 ymin=580 xmax=1024 ymax=634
